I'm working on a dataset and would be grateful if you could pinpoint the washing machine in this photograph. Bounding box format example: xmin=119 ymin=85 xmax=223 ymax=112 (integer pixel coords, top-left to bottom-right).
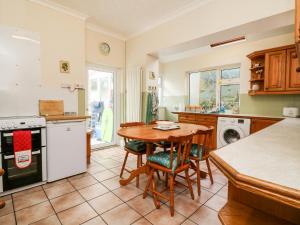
xmin=217 ymin=117 xmax=251 ymax=148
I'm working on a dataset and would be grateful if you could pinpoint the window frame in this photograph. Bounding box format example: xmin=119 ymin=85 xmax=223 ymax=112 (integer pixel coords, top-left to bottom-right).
xmin=188 ymin=65 xmax=241 ymax=110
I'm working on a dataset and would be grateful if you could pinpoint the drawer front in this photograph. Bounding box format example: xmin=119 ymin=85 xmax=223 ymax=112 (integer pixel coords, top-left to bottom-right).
xmin=196 ymin=115 xmax=217 ymax=123
xmin=178 ymin=114 xmax=196 ymax=123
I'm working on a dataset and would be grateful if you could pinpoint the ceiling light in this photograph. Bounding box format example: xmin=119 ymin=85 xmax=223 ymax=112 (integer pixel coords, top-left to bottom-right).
xmin=210 ymin=36 xmax=246 ymax=48
xmin=11 ymin=35 xmax=40 ymax=44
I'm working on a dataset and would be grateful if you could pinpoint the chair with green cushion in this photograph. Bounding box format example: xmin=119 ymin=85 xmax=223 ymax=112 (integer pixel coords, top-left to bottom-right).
xmin=119 ymin=122 xmax=146 ymax=187
xmin=143 ymin=133 xmax=195 ymax=217
xmin=189 ymin=126 xmax=214 ymax=196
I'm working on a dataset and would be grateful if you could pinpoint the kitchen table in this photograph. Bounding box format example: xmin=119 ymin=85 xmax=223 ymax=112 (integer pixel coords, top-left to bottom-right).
xmin=117 ymin=123 xmax=209 ymax=186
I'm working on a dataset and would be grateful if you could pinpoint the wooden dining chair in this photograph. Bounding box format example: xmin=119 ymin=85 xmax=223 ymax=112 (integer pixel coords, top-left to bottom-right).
xmin=143 ymin=133 xmax=195 ymax=216
xmin=119 ymin=122 xmax=147 ymax=187
xmin=0 ymin=168 xmax=5 ymax=209
xmin=189 ymin=126 xmax=214 ymax=196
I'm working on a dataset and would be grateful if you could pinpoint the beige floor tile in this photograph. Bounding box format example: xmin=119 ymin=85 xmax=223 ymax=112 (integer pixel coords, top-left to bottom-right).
xmin=190 ymin=206 xmax=221 ymax=225
xmin=87 ymin=164 xmax=107 ymax=174
xmin=216 ymin=186 xmax=228 ymax=199
xmin=82 ymin=216 xmax=106 ymax=225
xmin=14 ymin=190 xmax=48 ymax=211
xmin=212 ymin=171 xmax=228 ymax=185
xmin=200 ymin=178 xmax=224 ymax=194
xmin=69 ymin=175 xmax=98 ymax=190
xmin=204 ymin=195 xmax=226 ymax=211
xmin=0 ymin=212 xmax=16 ymax=225
xmin=57 ymin=202 xmax=97 ymax=225
xmin=127 ymin=195 xmax=156 ymax=216
xmin=16 ymin=201 xmax=55 ymax=225
xmin=166 ymin=191 xmax=204 ymax=217
xmin=99 ymin=159 xmax=122 ymax=169
xmin=0 ymin=198 xmax=14 ymax=217
xmin=181 ymin=219 xmax=197 ymax=225
xmin=50 ymin=191 xmax=85 ymax=213
xmin=112 ymin=184 xmax=143 ymax=201
xmin=101 ymin=203 xmax=141 ymax=225
xmin=67 ymin=173 xmax=90 ymax=182
xmin=31 ymin=215 xmax=61 ymax=225
xmin=43 ymin=179 xmax=68 ymax=190
xmin=44 ymin=182 xmax=75 ymax=199
xmin=78 ymin=183 xmax=109 ymax=200
xmin=12 ymin=186 xmax=43 ymax=198
xmin=132 ymin=218 xmax=152 ymax=225
xmin=145 ymin=205 xmax=186 ymax=225
xmin=93 ymin=170 xmax=117 ymax=182
xmin=88 ymin=192 xmax=123 ymax=214
xmin=101 ymin=176 xmax=121 ymax=190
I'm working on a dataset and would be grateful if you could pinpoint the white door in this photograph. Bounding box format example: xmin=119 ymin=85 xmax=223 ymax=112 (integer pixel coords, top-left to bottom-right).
xmin=87 ymin=67 xmax=116 ymax=149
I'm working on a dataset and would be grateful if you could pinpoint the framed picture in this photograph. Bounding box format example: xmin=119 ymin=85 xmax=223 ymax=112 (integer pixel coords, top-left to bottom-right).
xmin=59 ymin=60 xmax=70 ymax=73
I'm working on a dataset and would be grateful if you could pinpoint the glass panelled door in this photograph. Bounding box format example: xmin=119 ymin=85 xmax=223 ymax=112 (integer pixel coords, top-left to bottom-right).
xmin=88 ymin=68 xmax=116 ymax=149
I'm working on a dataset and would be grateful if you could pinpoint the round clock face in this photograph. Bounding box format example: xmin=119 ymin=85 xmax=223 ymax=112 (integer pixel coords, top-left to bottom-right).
xmin=100 ymin=42 xmax=110 ymax=55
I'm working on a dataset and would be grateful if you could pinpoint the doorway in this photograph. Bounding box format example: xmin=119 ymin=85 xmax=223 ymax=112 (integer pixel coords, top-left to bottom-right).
xmin=88 ymin=67 xmax=116 ymax=149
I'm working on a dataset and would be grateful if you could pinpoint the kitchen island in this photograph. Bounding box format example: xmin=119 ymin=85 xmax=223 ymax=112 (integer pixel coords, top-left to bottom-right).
xmin=210 ymin=118 xmax=300 ymax=224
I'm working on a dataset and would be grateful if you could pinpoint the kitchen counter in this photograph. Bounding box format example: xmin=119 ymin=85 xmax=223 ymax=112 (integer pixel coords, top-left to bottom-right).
xmin=172 ymin=111 xmax=285 ymax=119
xmin=45 ymin=115 xmax=90 ymax=121
xmin=209 ymin=118 xmax=300 ymax=224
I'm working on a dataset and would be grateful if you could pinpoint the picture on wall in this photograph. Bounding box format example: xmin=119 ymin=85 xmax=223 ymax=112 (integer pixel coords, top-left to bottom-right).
xmin=60 ymin=60 xmax=70 ymax=73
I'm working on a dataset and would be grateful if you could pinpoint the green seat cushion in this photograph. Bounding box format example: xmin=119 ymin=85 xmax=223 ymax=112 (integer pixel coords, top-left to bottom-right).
xmin=126 ymin=140 xmax=146 ymax=152
xmin=190 ymin=144 xmax=203 ymax=160
xmin=147 ymin=151 xmax=178 ymax=173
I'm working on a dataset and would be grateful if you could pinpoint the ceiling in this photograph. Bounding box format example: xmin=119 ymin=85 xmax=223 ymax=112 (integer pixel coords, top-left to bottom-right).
xmin=47 ymin=0 xmax=211 ymax=38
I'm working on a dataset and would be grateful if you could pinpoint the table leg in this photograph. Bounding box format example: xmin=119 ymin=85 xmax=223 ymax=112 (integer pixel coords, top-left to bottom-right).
xmin=119 ymin=143 xmax=153 ymax=186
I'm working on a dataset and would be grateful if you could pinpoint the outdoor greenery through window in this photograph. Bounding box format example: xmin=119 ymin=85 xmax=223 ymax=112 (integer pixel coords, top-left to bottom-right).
xmin=189 ymin=67 xmax=240 ymax=113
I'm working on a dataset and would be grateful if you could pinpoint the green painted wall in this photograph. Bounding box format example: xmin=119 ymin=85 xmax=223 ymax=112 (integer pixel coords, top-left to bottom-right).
xmin=239 ymin=94 xmax=300 ymax=116
xmin=162 ymin=94 xmax=300 ymax=119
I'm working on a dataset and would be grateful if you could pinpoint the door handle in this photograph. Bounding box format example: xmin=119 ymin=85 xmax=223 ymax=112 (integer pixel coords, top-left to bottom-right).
xmin=4 ymin=150 xmax=41 ymax=160
xmin=3 ymin=130 xmax=40 ymax=137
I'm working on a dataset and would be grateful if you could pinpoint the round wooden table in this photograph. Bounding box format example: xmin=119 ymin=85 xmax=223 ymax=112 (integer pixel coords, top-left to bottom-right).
xmin=117 ymin=123 xmax=208 ymax=186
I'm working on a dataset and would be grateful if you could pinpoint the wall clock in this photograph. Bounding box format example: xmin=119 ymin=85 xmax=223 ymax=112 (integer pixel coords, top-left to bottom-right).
xmin=99 ymin=42 xmax=110 ymax=56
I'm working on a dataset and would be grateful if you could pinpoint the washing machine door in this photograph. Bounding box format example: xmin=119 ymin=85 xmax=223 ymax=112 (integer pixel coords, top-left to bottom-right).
xmin=219 ymin=125 xmax=246 ymax=147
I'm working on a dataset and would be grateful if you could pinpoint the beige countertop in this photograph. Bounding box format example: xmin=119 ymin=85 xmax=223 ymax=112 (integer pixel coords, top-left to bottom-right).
xmin=45 ymin=115 xmax=90 ymax=121
xmin=173 ymin=111 xmax=285 ymax=119
xmin=212 ymin=118 xmax=300 ymax=191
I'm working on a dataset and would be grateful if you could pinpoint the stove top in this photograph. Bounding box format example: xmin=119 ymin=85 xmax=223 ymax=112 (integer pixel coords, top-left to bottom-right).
xmin=0 ymin=116 xmax=46 ymax=130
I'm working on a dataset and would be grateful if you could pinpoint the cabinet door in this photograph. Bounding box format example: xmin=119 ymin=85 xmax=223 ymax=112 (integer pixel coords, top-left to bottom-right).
xmin=264 ymin=50 xmax=286 ymax=91
xmin=250 ymin=118 xmax=281 ymax=134
xmin=286 ymin=48 xmax=300 ymax=90
xmin=296 ymin=0 xmax=300 ymax=42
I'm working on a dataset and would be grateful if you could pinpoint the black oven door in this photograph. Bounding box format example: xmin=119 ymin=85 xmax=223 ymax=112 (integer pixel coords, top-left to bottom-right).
xmin=2 ymin=150 xmax=43 ymax=191
xmin=1 ymin=128 xmax=42 ymax=155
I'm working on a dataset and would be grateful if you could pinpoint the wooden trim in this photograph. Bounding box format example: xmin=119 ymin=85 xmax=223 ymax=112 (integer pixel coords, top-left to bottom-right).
xmin=210 ymin=36 xmax=245 ymax=48
xmin=248 ymin=90 xmax=300 ymax=95
xmin=209 ymin=152 xmax=300 ymax=209
xmin=247 ymin=44 xmax=295 ymax=59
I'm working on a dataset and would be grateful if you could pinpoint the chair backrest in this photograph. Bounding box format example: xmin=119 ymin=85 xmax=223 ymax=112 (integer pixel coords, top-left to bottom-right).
xmin=120 ymin=122 xmax=145 ymax=143
xmin=194 ymin=126 xmax=214 ymax=157
xmin=167 ymin=133 xmax=194 ymax=171
xmin=120 ymin=122 xmax=145 ymax=128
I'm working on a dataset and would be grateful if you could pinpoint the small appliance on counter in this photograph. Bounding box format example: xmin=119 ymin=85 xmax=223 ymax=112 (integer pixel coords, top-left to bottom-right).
xmin=282 ymin=107 xmax=299 ymax=118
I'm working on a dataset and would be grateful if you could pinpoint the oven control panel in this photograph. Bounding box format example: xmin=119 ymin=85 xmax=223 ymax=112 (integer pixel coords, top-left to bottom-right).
xmin=0 ymin=117 xmax=46 ymax=131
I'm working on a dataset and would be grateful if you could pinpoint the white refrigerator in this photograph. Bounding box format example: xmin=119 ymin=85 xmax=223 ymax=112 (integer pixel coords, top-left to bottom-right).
xmin=46 ymin=120 xmax=87 ymax=182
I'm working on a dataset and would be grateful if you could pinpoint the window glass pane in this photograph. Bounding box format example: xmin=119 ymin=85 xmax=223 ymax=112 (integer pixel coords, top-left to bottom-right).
xmin=189 ymin=70 xmax=217 ymax=108
xmin=220 ymin=84 xmax=240 ymax=112
xmin=221 ymin=68 xmax=240 ymax=79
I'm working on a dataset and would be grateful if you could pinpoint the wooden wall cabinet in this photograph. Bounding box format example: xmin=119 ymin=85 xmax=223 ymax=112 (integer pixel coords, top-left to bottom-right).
xmin=248 ymin=45 xmax=300 ymax=95
xmin=264 ymin=50 xmax=286 ymax=91
xmin=250 ymin=118 xmax=282 ymax=134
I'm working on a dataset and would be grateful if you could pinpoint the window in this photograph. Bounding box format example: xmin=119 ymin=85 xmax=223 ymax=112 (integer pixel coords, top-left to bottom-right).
xmin=189 ymin=66 xmax=240 ymax=113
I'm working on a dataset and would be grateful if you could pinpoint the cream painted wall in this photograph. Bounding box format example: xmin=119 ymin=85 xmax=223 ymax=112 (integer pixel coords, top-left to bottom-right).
xmin=85 ymin=28 xmax=125 ymax=69
xmin=162 ymin=32 xmax=294 ymax=97
xmin=0 ymin=0 xmax=86 ymax=88
xmin=126 ymin=0 xmax=294 ymax=68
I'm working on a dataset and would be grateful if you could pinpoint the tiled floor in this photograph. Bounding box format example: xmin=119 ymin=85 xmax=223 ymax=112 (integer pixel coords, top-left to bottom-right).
xmin=0 ymin=146 xmax=228 ymax=225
